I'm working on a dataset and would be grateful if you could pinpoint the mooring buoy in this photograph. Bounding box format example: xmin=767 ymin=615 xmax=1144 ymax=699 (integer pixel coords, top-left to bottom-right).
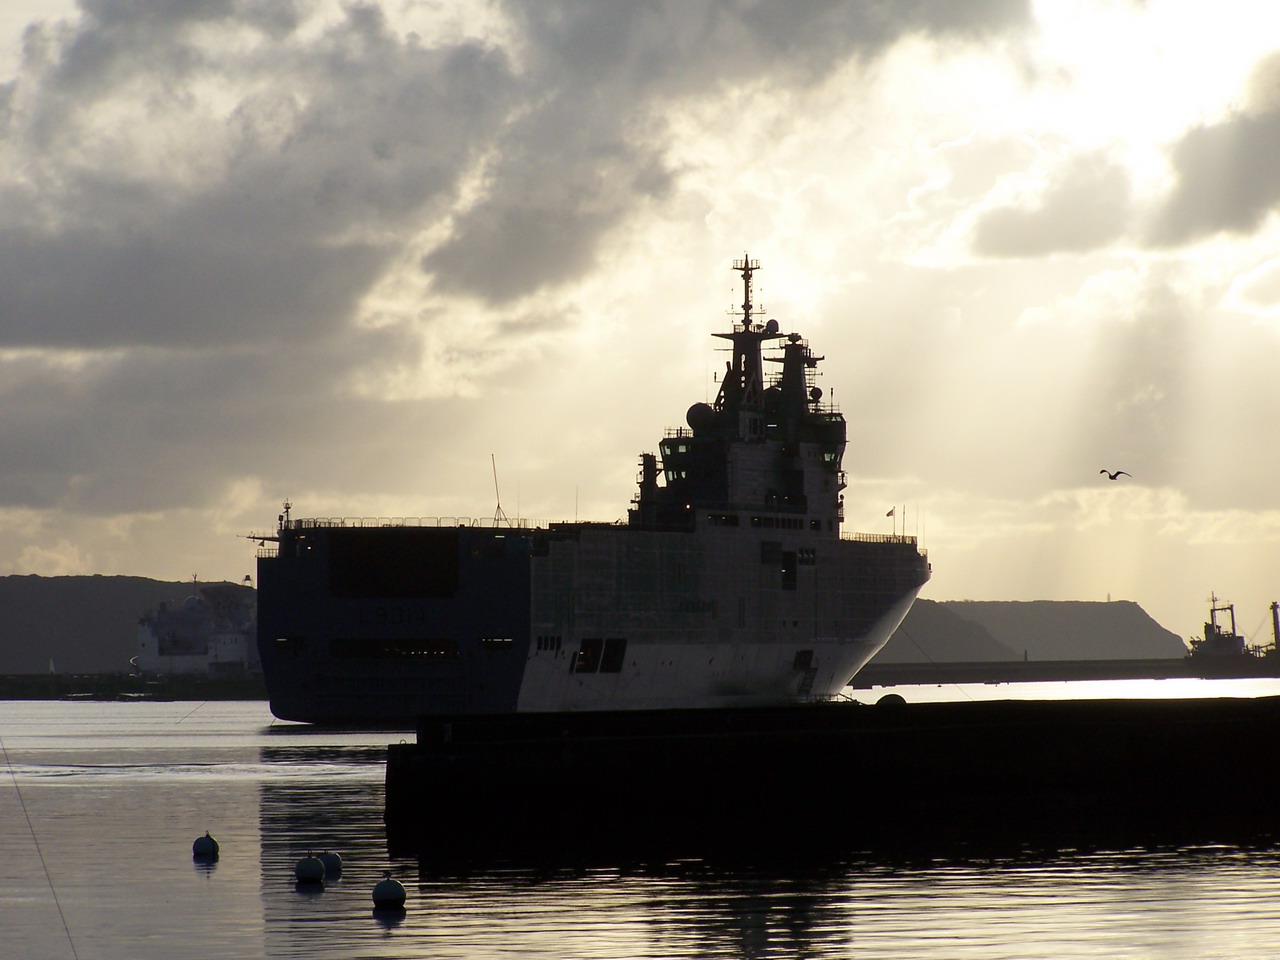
xmin=371 ymin=872 xmax=406 ymax=909
xmin=192 ymin=832 xmax=219 ymax=859
xmin=318 ymin=851 xmax=342 ymax=878
xmin=294 ymin=855 xmax=325 ymax=884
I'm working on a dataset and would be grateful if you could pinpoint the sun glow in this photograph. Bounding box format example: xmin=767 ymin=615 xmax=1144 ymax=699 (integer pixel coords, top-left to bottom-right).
xmin=1029 ymin=0 xmax=1274 ymax=143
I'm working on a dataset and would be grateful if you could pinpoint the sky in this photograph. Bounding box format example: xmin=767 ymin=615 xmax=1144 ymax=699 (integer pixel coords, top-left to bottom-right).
xmin=5 ymin=0 xmax=1280 ymax=647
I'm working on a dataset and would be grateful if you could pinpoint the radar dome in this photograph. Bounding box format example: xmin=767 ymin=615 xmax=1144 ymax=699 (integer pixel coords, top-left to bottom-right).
xmin=765 ymin=319 xmax=779 ymax=333
xmin=686 ymin=403 xmax=717 ymax=434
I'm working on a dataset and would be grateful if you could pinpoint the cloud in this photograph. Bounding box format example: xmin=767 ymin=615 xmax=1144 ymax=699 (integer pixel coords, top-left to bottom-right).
xmin=972 ymin=151 xmax=1132 ymax=257
xmin=1147 ymin=106 xmax=1280 ymax=245
xmin=2 ymin=1 xmax=520 ymax=348
xmin=2 ymin=0 xmax=1036 ymax=339
xmin=422 ymin=0 xmax=1032 ymax=302
xmin=1243 ymin=48 xmax=1280 ymax=117
xmin=0 ymin=230 xmax=387 ymax=348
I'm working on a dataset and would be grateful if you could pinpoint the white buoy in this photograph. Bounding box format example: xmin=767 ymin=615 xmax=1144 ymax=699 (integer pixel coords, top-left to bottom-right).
xmin=318 ymin=851 xmax=342 ymax=878
xmin=371 ymin=872 xmax=406 ymax=909
xmin=295 ymin=855 xmax=325 ymax=884
xmin=192 ymin=832 xmax=219 ymax=859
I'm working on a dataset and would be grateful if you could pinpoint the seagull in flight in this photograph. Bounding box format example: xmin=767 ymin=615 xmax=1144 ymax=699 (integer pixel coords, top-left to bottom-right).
xmin=1100 ymin=469 xmax=1131 ymax=480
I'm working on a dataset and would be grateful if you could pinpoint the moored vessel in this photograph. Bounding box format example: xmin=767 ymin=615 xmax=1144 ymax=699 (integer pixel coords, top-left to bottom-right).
xmin=134 ymin=580 xmax=258 ymax=678
xmin=1186 ymin=592 xmax=1278 ymax=676
xmin=255 ymin=257 xmax=930 ymax=723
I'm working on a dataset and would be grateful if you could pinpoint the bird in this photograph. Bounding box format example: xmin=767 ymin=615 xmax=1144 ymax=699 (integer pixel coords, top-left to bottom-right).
xmin=1100 ymin=469 xmax=1130 ymax=480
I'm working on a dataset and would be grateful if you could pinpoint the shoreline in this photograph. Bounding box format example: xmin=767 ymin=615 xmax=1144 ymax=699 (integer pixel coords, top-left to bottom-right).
xmin=0 ymin=672 xmax=267 ymax=701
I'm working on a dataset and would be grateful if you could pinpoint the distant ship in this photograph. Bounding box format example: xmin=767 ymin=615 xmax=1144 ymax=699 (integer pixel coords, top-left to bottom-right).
xmin=254 ymin=257 xmax=931 ymax=724
xmin=1188 ymin=593 xmax=1250 ymax=658
xmin=134 ymin=581 xmax=258 ymax=677
xmin=1188 ymin=593 xmax=1278 ymax=659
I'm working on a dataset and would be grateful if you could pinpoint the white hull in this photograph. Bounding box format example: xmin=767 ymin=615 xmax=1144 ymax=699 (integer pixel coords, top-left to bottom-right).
xmin=517 ymin=586 xmax=921 ymax=712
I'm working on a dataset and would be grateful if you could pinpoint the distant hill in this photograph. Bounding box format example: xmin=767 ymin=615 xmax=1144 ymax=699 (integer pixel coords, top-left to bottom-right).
xmin=883 ymin=599 xmax=1186 ymax=662
xmin=877 ymin=599 xmax=1018 ymax=662
xmin=0 ymin=575 xmax=245 ymax=674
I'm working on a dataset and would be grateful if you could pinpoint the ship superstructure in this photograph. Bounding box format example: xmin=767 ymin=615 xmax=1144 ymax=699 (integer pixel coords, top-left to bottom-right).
xmin=255 ymin=258 xmax=930 ymax=723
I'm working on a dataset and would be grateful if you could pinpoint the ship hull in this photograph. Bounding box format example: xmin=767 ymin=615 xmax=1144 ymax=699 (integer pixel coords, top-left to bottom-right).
xmin=257 ymin=521 xmax=928 ymax=724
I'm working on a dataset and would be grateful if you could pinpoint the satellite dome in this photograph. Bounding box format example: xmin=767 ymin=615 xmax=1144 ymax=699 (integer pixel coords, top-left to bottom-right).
xmin=686 ymin=403 xmax=717 ymax=434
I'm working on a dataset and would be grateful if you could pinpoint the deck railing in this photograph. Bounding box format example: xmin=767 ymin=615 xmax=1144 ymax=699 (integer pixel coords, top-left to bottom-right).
xmin=282 ymin=516 xmax=549 ymax=532
xmin=840 ymin=532 xmax=920 ymax=546
xmin=253 ymin=515 xmax=922 ymax=551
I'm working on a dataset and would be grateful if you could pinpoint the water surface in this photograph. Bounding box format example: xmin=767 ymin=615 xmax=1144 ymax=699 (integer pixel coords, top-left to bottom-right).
xmin=2 ymin=691 xmax=1279 ymax=958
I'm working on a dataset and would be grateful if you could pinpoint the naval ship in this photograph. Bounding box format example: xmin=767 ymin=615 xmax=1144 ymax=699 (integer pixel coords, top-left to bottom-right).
xmin=255 ymin=257 xmax=930 ymax=724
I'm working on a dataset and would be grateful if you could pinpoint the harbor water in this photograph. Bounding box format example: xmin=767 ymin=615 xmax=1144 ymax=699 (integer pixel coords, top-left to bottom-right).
xmin=4 ymin=685 xmax=1280 ymax=959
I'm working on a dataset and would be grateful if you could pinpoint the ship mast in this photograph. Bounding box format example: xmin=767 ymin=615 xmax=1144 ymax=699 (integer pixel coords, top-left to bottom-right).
xmin=714 ymin=254 xmax=782 ymax=433
xmin=736 ymin=253 xmax=758 ymax=327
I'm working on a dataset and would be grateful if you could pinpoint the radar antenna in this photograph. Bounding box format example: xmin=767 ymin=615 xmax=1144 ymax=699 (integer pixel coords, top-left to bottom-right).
xmin=731 ymin=254 xmax=762 ymax=327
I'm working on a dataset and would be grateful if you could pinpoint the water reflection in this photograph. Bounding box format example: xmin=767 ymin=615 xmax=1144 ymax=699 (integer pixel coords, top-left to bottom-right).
xmin=192 ymin=858 xmax=219 ymax=877
xmin=387 ymin=844 xmax=1280 ymax=960
xmin=371 ymin=906 xmax=408 ymax=931
xmin=249 ymin=737 xmax=1280 ymax=960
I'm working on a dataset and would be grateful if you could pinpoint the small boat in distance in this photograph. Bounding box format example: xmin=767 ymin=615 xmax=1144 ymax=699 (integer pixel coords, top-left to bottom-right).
xmin=253 ymin=257 xmax=931 ymax=724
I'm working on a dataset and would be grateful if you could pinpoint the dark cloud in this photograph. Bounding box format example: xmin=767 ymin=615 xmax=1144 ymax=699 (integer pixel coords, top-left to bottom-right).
xmin=0 ymin=230 xmax=386 ymax=348
xmin=506 ymin=0 xmax=1029 ymax=93
xmin=39 ymin=0 xmax=239 ymax=96
xmin=3 ymin=1 xmax=519 ymax=348
xmin=1147 ymin=107 xmax=1280 ymax=245
xmin=972 ymin=152 xmax=1131 ymax=257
